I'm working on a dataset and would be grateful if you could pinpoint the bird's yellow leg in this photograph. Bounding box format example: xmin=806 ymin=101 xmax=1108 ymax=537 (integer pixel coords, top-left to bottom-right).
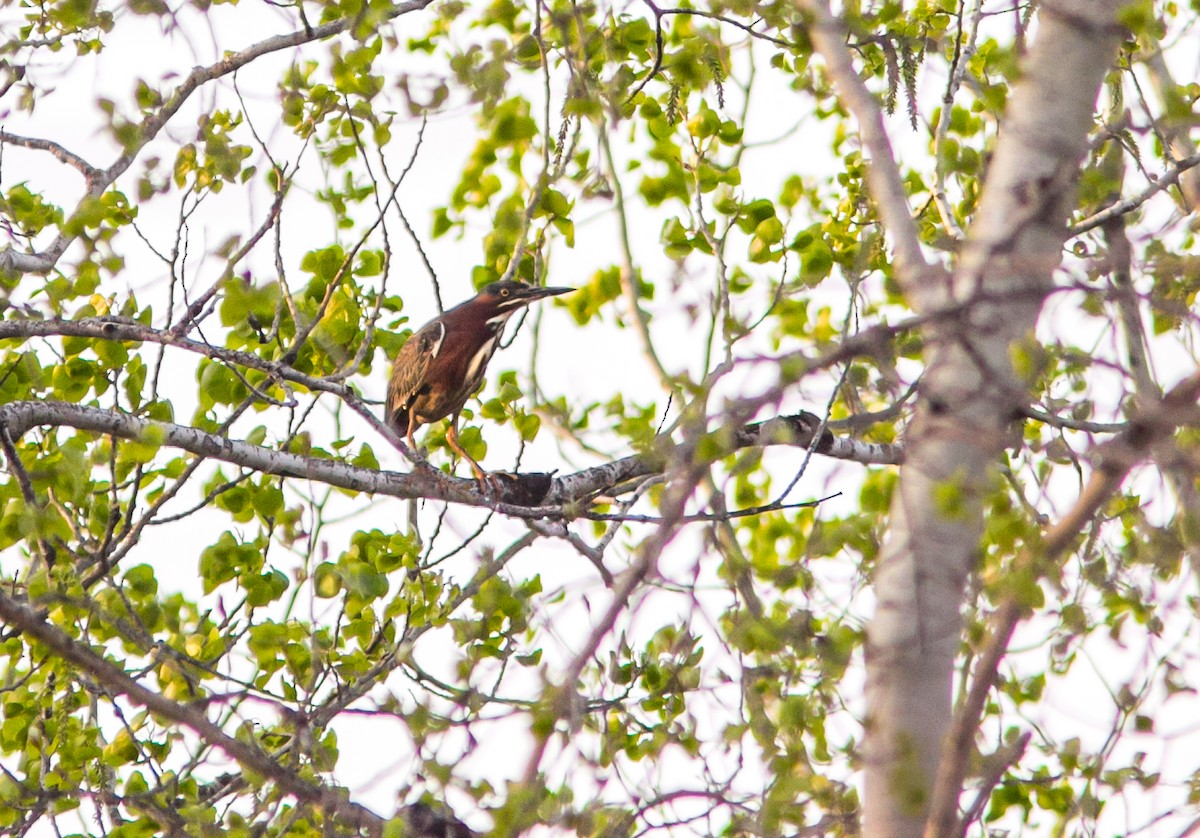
xmin=403 ymin=413 xmax=435 ymax=472
xmin=405 ymin=411 xmax=420 ymax=455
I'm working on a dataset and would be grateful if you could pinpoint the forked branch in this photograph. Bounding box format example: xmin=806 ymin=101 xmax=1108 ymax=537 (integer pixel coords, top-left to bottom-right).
xmin=924 ymin=371 xmax=1200 ymax=838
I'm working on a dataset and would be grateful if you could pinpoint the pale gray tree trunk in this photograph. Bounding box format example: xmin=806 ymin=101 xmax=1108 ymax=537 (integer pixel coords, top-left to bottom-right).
xmin=863 ymin=3 xmax=1129 ymax=835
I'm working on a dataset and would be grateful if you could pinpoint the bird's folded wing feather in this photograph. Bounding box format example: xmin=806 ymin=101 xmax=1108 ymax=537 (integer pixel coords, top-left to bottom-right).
xmin=387 ymin=320 xmax=445 ymax=423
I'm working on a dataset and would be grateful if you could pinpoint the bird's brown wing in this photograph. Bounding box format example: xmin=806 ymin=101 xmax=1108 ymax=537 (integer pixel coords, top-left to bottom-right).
xmin=386 ymin=319 xmax=446 ymax=432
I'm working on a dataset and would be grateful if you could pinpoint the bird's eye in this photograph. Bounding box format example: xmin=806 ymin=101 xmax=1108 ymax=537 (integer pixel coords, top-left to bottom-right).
xmin=500 ymin=288 xmax=510 ymax=297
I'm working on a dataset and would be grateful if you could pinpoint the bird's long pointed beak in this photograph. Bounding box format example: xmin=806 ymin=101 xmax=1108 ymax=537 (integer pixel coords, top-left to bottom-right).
xmin=520 ymin=285 xmax=574 ymax=302
xmin=532 ymin=285 xmax=574 ymax=299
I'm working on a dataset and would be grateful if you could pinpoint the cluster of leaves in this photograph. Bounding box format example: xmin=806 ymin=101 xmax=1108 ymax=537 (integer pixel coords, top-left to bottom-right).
xmin=1 ymin=0 xmax=1200 ymax=836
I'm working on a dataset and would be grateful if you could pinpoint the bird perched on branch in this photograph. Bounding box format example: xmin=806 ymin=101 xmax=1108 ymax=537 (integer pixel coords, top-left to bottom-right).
xmin=386 ymin=279 xmax=573 ymax=485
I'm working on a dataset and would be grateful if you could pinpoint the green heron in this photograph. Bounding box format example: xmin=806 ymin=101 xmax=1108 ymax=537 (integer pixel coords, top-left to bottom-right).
xmin=386 ymin=279 xmax=574 ymax=484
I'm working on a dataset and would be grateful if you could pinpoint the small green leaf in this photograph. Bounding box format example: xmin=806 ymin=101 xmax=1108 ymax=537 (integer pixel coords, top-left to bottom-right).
xmin=314 ymin=563 xmax=342 ymax=598
xmin=515 ymin=413 xmax=541 ymax=442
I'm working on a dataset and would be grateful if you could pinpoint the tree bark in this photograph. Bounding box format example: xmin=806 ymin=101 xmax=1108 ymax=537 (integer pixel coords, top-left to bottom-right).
xmin=0 ymin=401 xmax=893 ymax=515
xmin=863 ymin=3 xmax=1128 ymax=835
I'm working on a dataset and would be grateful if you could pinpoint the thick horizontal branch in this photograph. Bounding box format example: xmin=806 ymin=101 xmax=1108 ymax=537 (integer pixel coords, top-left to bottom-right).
xmin=544 ymin=413 xmax=901 ymax=506
xmin=0 ymin=402 xmax=899 ymax=515
xmin=0 ymin=318 xmax=904 ymax=510
xmin=0 ymin=399 xmax=478 ymax=503
xmin=0 ymin=590 xmax=384 ymax=834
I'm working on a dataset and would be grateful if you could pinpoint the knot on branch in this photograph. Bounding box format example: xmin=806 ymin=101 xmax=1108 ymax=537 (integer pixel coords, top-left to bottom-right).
xmin=401 ymin=802 xmax=477 ymax=838
xmin=489 ymin=471 xmax=555 ymax=506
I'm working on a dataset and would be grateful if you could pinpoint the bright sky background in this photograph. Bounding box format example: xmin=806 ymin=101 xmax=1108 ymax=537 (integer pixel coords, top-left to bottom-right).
xmin=3 ymin=2 xmax=1200 ymax=835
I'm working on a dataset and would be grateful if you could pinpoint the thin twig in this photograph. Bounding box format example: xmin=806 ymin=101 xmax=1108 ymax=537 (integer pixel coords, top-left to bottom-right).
xmin=925 ymin=372 xmax=1200 ymax=838
xmin=796 ymin=0 xmax=944 ymax=307
xmin=0 ymin=1 xmax=436 ymax=276
xmin=0 ymin=590 xmax=384 ymax=833
xmin=1071 ymin=152 xmax=1200 ymax=234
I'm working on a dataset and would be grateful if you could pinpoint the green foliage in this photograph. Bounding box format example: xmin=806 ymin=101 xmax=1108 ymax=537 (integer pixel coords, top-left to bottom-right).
xmin=0 ymin=0 xmax=1197 ymax=836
